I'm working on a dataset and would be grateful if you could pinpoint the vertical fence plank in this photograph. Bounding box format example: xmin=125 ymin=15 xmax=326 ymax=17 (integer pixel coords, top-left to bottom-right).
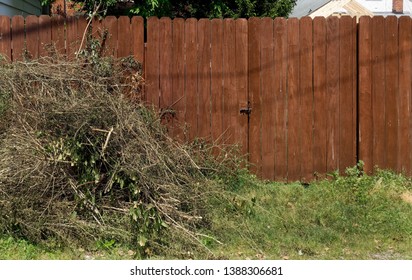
xmin=326 ymin=16 xmax=340 ymax=173
xmin=77 ymin=16 xmax=88 ymax=54
xmin=66 ymin=16 xmax=78 ymax=59
xmin=398 ymin=16 xmax=411 ymax=175
xmin=274 ymin=17 xmax=288 ymax=181
xmin=313 ymin=17 xmax=327 ymax=179
xmin=352 ymin=18 xmax=358 ymax=170
xmin=260 ymin=17 xmax=275 ymax=180
xmin=11 ymin=16 xmax=25 ymax=61
xmin=25 ymin=16 xmax=39 ymax=60
xmin=358 ymin=16 xmax=373 ymax=173
xmin=159 ymin=17 xmax=173 ymax=124
xmin=117 ymin=16 xmax=131 ymax=58
xmin=66 ymin=17 xmax=79 ymax=60
xmin=385 ymin=16 xmax=399 ymax=171
xmin=248 ymin=17 xmax=262 ymax=176
xmin=339 ymin=16 xmax=356 ymax=172
xmin=51 ymin=15 xmax=65 ymax=56
xmin=131 ymin=16 xmax=145 ymax=104
xmin=146 ymin=17 xmax=160 ymax=107
xmin=211 ymin=19 xmax=224 ymax=145
xmin=38 ymin=15 xmax=52 ymax=58
xmin=0 ymin=16 xmax=11 ymax=61
xmin=171 ymin=18 xmax=185 ymax=141
xmin=92 ymin=16 xmax=103 ymax=41
xmin=103 ymin=16 xmax=118 ymax=57
xmin=185 ymin=18 xmax=198 ymax=141
xmin=223 ymin=19 xmax=237 ymax=145
xmin=371 ymin=16 xmax=386 ymax=170
xmin=235 ymin=19 xmax=249 ymax=157
xmin=300 ymin=17 xmax=314 ymax=181
xmin=197 ymin=19 xmax=211 ymax=139
xmin=132 ymin=17 xmax=144 ymax=64
xmin=287 ymin=18 xmax=300 ymax=181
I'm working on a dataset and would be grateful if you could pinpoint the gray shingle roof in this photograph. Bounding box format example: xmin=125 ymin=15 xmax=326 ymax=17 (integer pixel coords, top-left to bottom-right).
xmin=289 ymin=0 xmax=331 ymax=18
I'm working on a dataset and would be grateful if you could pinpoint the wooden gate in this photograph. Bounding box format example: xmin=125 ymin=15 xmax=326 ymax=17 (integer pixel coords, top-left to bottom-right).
xmin=145 ymin=16 xmax=358 ymax=181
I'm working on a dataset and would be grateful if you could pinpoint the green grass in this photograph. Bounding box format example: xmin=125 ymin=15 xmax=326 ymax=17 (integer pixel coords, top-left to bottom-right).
xmin=207 ymin=166 xmax=412 ymax=260
xmin=0 ymin=235 xmax=145 ymax=260
xmin=1 ymin=166 xmax=412 ymax=260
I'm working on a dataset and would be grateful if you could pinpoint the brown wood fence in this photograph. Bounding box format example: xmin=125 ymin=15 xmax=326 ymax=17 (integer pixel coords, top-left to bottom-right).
xmin=0 ymin=15 xmax=411 ymax=181
xmin=358 ymin=16 xmax=412 ymax=176
xmin=0 ymin=15 xmax=144 ymax=63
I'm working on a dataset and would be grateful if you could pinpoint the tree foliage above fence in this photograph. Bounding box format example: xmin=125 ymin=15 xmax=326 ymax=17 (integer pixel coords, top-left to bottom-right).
xmin=42 ymin=0 xmax=297 ymax=18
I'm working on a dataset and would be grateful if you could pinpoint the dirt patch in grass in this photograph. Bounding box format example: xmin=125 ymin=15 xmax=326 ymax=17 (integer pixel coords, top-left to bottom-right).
xmin=400 ymin=192 xmax=412 ymax=205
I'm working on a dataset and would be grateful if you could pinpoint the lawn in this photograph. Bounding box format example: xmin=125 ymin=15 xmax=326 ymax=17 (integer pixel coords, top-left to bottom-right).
xmin=2 ymin=166 xmax=412 ymax=260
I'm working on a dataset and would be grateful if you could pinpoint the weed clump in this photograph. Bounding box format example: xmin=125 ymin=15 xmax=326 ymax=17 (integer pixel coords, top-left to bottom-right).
xmin=0 ymin=57 xmax=237 ymax=257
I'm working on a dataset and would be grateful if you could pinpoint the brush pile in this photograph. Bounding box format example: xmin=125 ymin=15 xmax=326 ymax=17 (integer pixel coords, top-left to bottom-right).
xmin=0 ymin=56 xmax=238 ymax=255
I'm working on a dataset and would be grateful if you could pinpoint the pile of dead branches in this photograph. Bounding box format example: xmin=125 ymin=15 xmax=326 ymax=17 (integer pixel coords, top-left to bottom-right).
xmin=0 ymin=57 xmax=239 ymax=256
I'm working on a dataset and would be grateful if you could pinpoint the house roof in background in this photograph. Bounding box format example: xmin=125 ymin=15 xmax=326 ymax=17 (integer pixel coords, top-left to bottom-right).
xmin=291 ymin=0 xmax=412 ymax=18
xmin=0 ymin=0 xmax=42 ymax=16
xmin=290 ymin=0 xmax=331 ymax=18
xmin=309 ymin=0 xmax=373 ymax=18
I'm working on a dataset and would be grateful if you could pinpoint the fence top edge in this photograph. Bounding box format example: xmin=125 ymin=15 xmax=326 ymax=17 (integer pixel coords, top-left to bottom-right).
xmin=2 ymin=14 xmax=411 ymax=22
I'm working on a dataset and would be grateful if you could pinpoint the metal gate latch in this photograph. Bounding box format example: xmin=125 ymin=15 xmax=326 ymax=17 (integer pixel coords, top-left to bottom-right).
xmin=240 ymin=104 xmax=252 ymax=115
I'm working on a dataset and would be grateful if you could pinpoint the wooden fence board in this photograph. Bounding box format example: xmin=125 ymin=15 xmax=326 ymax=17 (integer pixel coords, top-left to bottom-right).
xmin=11 ymin=16 xmax=25 ymax=61
xmin=65 ymin=16 xmax=78 ymax=60
xmin=103 ymin=16 xmax=118 ymax=57
xmin=51 ymin=15 xmax=65 ymax=55
xmin=326 ymin=16 xmax=340 ymax=173
xmin=358 ymin=16 xmax=372 ymax=173
xmin=223 ymin=19 xmax=237 ymax=145
xmin=248 ymin=17 xmax=262 ymax=176
xmin=339 ymin=16 xmax=356 ymax=173
xmin=117 ymin=16 xmax=131 ymax=58
xmin=260 ymin=17 xmax=275 ymax=180
xmin=274 ymin=17 xmax=288 ymax=181
xmin=287 ymin=18 xmax=300 ymax=181
xmin=159 ymin=17 xmax=173 ymax=113
xmin=185 ymin=18 xmax=198 ymax=142
xmin=371 ymin=16 xmax=386 ymax=170
xmin=235 ymin=19 xmax=249 ymax=156
xmin=313 ymin=17 xmax=327 ymax=179
xmin=38 ymin=15 xmax=51 ymax=58
xmin=398 ymin=16 xmax=411 ymax=175
xmin=146 ymin=17 xmax=160 ymax=107
xmin=0 ymin=16 xmax=11 ymax=61
xmin=92 ymin=17 xmax=103 ymax=41
xmin=211 ymin=19 xmax=224 ymax=145
xmin=131 ymin=17 xmax=144 ymax=64
xmin=197 ymin=19 xmax=211 ymax=139
xmin=385 ymin=16 xmax=399 ymax=171
xmin=352 ymin=17 xmax=357 ymax=170
xmin=25 ymin=16 xmax=39 ymax=60
xmin=300 ymin=16 xmax=314 ymax=181
xmin=171 ymin=18 xmax=185 ymax=141
xmin=76 ymin=17 xmax=88 ymax=54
